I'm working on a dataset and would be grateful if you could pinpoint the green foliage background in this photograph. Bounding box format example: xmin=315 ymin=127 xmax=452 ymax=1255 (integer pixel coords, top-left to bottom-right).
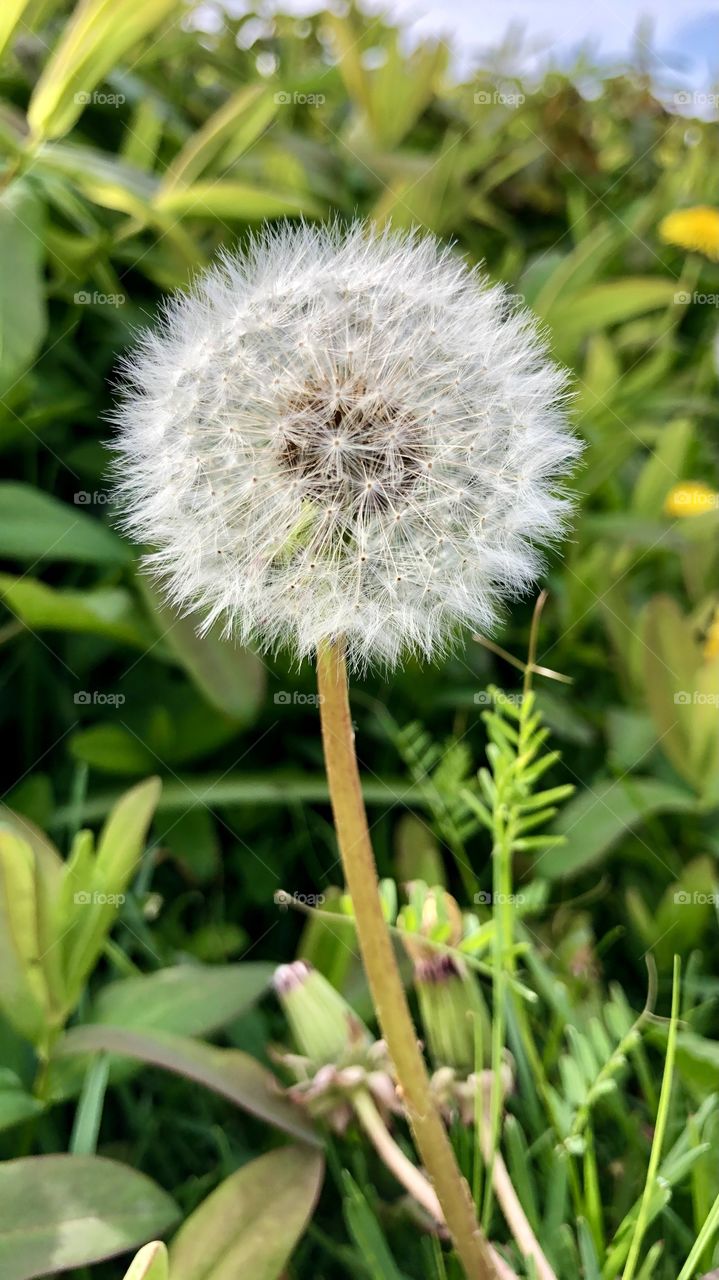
xmin=0 ymin=1 xmax=718 ymax=1277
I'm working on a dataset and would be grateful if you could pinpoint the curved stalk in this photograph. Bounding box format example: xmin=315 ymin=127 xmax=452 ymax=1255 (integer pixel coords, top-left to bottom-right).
xmin=354 ymin=1091 xmax=517 ymax=1280
xmin=316 ymin=639 xmax=496 ymax=1279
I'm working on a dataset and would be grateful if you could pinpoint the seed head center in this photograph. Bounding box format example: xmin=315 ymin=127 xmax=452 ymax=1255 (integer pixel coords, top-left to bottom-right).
xmin=278 ymin=380 xmax=427 ymax=512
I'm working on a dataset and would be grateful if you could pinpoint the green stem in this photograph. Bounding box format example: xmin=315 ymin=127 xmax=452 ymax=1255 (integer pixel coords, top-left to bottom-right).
xmin=316 ymin=639 xmax=496 ymax=1280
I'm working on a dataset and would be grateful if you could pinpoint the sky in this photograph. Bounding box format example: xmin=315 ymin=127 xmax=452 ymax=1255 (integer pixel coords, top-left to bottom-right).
xmin=264 ymin=0 xmax=719 ymax=96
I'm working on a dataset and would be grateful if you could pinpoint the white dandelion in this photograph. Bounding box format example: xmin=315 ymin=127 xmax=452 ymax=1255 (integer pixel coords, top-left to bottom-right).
xmin=111 ymin=220 xmax=580 ymax=669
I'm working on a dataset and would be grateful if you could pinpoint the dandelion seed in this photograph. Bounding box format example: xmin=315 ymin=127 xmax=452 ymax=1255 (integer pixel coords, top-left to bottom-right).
xmin=111 ymin=221 xmax=580 ymax=668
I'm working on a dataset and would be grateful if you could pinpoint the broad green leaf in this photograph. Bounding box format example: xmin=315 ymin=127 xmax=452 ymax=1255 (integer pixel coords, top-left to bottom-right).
xmin=169 ymin=1146 xmax=324 ymax=1280
xmin=89 ymin=963 xmax=273 ymax=1035
xmin=154 ymin=181 xmax=322 ymax=222
xmin=0 ymin=1155 xmax=178 ymax=1280
xmin=27 ymin=0 xmax=179 ymax=142
xmin=0 ymin=576 xmax=153 ymax=648
xmin=123 ymin=1242 xmax=169 ymax=1280
xmin=69 ymin=725 xmax=157 ymax=776
xmin=55 ymin=1025 xmax=319 ymax=1146
xmin=0 ymin=181 xmax=47 ymax=396
xmin=0 ymin=484 xmax=130 ymax=566
xmin=539 ymin=777 xmax=697 ymax=878
xmin=140 ymin=580 xmax=266 ymax=723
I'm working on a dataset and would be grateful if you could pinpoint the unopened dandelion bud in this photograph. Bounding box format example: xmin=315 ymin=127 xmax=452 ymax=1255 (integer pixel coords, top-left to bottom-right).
xmin=414 ymin=953 xmax=489 ymax=1074
xmin=273 ymin=960 xmax=370 ymax=1066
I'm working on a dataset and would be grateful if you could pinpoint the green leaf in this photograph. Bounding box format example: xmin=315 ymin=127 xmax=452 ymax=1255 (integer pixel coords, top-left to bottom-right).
xmin=0 ymin=0 xmax=33 ymax=61
xmin=0 ymin=1072 xmax=43 ymax=1134
xmin=140 ymin=580 xmax=266 ymax=723
xmin=54 ymin=1025 xmax=320 ymax=1146
xmin=169 ymin=1146 xmax=324 ymax=1280
xmin=27 ymin=0 xmax=180 ymax=142
xmin=161 ymin=86 xmax=278 ymax=190
xmin=69 ymin=725 xmax=157 ymax=775
xmin=0 ymin=181 xmax=47 ymax=396
xmin=0 ymin=576 xmax=154 ymax=648
xmin=543 ymin=278 xmax=676 ymax=356
xmin=0 ymin=484 xmax=130 ymax=566
xmin=539 ymin=777 xmax=697 ymax=878
xmin=0 ymin=1155 xmax=178 ymax=1280
xmin=123 ymin=1242 xmax=169 ymax=1280
xmin=0 ymin=832 xmax=49 ymax=1044
xmin=154 ymin=181 xmax=322 ymax=222
xmin=63 ymin=779 xmax=161 ymax=1003
xmin=341 ymin=1171 xmax=406 ymax=1280
xmin=89 ymin=963 xmax=272 ymax=1035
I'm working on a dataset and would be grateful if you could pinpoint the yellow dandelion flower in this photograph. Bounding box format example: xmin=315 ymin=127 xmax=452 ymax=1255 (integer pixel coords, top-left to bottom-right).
xmin=659 ymin=206 xmax=719 ymax=261
xmin=705 ymin=613 xmax=719 ymax=661
xmin=664 ymin=481 xmax=719 ymax=518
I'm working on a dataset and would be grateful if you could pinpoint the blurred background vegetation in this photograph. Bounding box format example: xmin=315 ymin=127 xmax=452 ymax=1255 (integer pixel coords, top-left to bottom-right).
xmin=0 ymin=1 xmax=718 ymax=1277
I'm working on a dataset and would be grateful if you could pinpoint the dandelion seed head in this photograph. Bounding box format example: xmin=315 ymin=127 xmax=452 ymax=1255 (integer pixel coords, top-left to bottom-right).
xmin=111 ymin=221 xmax=581 ymax=669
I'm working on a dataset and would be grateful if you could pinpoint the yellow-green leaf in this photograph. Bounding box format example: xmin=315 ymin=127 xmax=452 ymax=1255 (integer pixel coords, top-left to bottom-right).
xmin=122 ymin=1242 xmax=169 ymax=1280
xmin=27 ymin=0 xmax=179 ymax=142
xmin=154 ymin=180 xmax=322 ymax=221
xmin=169 ymin=1147 xmax=324 ymax=1280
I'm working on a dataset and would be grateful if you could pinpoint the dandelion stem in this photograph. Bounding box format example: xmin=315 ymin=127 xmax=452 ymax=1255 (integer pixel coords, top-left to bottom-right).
xmin=316 ymin=638 xmax=497 ymax=1280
